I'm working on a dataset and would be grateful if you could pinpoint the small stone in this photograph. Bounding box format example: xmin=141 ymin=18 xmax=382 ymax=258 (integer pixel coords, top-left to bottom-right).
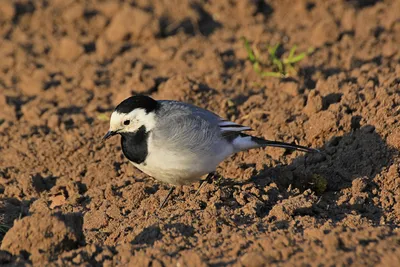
xmin=47 ymin=114 xmax=60 ymax=129
xmin=146 ymin=44 xmax=171 ymax=61
xmin=50 ymin=194 xmax=67 ymax=209
xmin=0 ymin=95 xmax=15 ymax=121
xmin=0 ymin=0 xmax=15 ymax=21
xmin=268 ymin=205 xmax=290 ymax=221
xmin=341 ymin=9 xmax=355 ymax=31
xmin=0 ymin=94 xmax=6 ymax=106
xmin=95 ymin=37 xmax=109 ymax=58
xmin=310 ymin=18 xmax=339 ymax=46
xmin=304 ymin=90 xmax=323 ymax=116
xmin=83 ymin=209 xmax=109 ymax=230
xmin=0 ymin=40 xmax=13 ymax=55
xmin=62 ymin=3 xmax=84 ymax=22
xmin=323 ymin=234 xmax=341 ymax=250
xmin=19 ymin=69 xmax=47 ymax=96
xmin=178 ymin=251 xmax=207 ymax=267
xmin=80 ymin=75 xmax=95 ymax=89
xmin=72 ymin=254 xmax=83 ymax=264
xmin=387 ymin=164 xmax=399 ymax=180
xmin=97 ymin=1 xmax=121 ymax=18
xmin=56 ymin=38 xmax=84 ymax=62
xmin=351 ymin=177 xmax=369 ymax=194
xmin=125 ymin=75 xmax=155 ymax=94
xmin=387 ymin=128 xmax=400 ymax=149
xmin=305 ymin=111 xmax=337 ymax=139
xmin=106 ymin=204 xmax=121 ymax=219
xmin=281 ymin=81 xmax=299 ymax=96
xmin=382 ymin=40 xmax=398 ymax=58
xmin=113 ymin=90 xmax=132 ymax=106
xmin=303 ymin=228 xmax=323 ymax=241
xmin=104 ymin=6 xmax=153 ymax=42
xmin=240 ymin=252 xmax=267 ymax=267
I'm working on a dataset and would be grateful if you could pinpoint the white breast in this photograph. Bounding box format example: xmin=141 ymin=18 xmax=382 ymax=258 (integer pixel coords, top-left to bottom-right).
xmin=131 ymin=134 xmax=234 ymax=185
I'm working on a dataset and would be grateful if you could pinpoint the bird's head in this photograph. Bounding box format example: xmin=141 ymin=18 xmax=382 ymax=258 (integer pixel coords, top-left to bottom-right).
xmin=103 ymin=95 xmax=159 ymax=141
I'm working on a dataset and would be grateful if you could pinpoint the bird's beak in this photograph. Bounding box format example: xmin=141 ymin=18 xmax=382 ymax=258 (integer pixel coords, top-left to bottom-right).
xmin=102 ymin=131 xmax=116 ymax=141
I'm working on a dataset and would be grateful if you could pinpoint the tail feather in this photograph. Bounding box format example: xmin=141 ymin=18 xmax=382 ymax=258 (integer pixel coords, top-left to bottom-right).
xmin=232 ymin=134 xmax=318 ymax=153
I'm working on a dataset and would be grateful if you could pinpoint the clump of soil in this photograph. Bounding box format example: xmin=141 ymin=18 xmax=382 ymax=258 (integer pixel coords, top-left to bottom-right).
xmin=1 ymin=211 xmax=83 ymax=264
xmin=0 ymin=0 xmax=399 ymax=266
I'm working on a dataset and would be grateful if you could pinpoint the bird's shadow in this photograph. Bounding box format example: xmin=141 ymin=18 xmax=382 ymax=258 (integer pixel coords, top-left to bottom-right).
xmin=213 ymin=125 xmax=396 ymax=226
xmin=130 ymin=223 xmax=195 ymax=248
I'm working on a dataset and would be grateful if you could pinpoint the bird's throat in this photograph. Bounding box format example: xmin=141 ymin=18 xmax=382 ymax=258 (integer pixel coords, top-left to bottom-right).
xmin=120 ymin=125 xmax=149 ymax=164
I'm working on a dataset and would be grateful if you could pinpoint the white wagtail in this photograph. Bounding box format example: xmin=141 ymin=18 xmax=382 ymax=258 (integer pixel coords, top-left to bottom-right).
xmin=103 ymin=95 xmax=318 ymax=208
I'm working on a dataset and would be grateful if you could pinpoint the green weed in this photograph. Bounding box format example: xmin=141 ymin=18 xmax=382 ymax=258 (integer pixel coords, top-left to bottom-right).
xmin=97 ymin=113 xmax=109 ymax=121
xmin=310 ymin=174 xmax=328 ymax=194
xmin=242 ymin=37 xmax=314 ymax=78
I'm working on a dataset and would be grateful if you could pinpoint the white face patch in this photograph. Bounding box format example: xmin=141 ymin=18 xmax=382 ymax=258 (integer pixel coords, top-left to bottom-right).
xmin=109 ymin=108 xmax=156 ymax=133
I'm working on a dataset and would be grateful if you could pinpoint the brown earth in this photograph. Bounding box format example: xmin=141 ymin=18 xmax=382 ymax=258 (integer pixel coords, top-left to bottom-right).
xmin=0 ymin=0 xmax=400 ymax=266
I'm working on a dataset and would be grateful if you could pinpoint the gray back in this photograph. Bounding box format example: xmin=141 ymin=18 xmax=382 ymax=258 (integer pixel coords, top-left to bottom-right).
xmin=151 ymin=101 xmax=224 ymax=155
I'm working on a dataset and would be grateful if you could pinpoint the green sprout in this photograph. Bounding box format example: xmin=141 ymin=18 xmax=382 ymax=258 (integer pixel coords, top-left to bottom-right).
xmin=242 ymin=37 xmax=314 ymax=78
xmin=97 ymin=113 xmax=109 ymax=121
xmin=310 ymin=174 xmax=328 ymax=195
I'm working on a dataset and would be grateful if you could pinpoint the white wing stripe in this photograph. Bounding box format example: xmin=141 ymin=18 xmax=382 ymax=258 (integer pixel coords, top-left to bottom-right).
xmin=219 ymin=121 xmax=239 ymax=126
xmin=218 ymin=119 xmax=252 ymax=132
xmin=220 ymin=126 xmax=252 ymax=132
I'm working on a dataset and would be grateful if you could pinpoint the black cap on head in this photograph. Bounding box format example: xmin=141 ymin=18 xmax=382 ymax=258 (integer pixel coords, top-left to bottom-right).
xmin=115 ymin=95 xmax=159 ymax=114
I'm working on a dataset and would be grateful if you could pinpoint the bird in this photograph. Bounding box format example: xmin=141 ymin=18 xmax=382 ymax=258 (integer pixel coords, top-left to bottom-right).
xmin=103 ymin=95 xmax=318 ymax=208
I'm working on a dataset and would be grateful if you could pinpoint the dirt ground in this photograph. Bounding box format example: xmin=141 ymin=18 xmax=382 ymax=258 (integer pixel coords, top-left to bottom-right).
xmin=0 ymin=0 xmax=400 ymax=266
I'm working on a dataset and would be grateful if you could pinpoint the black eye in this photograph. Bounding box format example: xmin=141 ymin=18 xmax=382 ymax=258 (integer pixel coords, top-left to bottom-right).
xmin=123 ymin=120 xmax=130 ymax=125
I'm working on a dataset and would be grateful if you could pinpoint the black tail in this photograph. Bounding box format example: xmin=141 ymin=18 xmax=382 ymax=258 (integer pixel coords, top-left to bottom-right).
xmin=250 ymin=136 xmax=319 ymax=153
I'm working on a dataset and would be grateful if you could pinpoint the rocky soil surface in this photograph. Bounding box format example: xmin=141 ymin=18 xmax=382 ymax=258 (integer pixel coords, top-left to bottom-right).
xmin=0 ymin=0 xmax=399 ymax=266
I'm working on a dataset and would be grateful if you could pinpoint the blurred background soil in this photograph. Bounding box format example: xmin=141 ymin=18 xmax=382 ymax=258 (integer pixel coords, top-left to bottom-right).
xmin=0 ymin=0 xmax=400 ymax=266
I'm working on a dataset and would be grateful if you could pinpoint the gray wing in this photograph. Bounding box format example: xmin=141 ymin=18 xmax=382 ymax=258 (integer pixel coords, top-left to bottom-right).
xmin=158 ymin=100 xmax=252 ymax=132
xmin=157 ymin=100 xmax=221 ymax=124
xmin=152 ymin=101 xmax=252 ymax=154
